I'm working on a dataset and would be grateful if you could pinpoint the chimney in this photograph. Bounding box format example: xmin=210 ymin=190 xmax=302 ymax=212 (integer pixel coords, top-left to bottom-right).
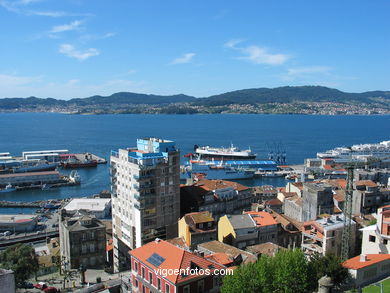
xmin=360 ymin=254 xmax=367 ymax=262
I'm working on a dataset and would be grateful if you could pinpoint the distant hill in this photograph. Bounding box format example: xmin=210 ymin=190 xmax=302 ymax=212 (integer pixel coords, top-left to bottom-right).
xmin=1 ymin=86 xmax=390 ymax=114
xmin=198 ymin=86 xmax=390 ymax=106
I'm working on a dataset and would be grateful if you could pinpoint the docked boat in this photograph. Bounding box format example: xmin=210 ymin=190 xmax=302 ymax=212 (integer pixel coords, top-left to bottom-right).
xmin=317 ymin=140 xmax=390 ymax=160
xmin=193 ymin=144 xmax=257 ymax=161
xmin=0 ymin=183 xmax=16 ymax=193
xmin=181 ymin=159 xmax=277 ymax=180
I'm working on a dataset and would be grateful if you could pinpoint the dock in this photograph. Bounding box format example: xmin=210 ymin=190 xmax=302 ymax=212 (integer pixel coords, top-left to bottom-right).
xmin=77 ymin=153 xmax=107 ymax=164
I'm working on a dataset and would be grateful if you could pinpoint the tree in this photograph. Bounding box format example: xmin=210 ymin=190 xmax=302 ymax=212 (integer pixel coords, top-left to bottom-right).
xmin=0 ymin=243 xmax=39 ymax=286
xmin=309 ymin=253 xmax=350 ymax=287
xmin=221 ymin=249 xmax=316 ymax=293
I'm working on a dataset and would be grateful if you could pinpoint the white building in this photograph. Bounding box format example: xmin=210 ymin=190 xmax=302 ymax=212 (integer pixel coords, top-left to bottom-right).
xmin=302 ymin=214 xmax=356 ymax=257
xmin=361 ymin=205 xmax=390 ymax=255
xmin=110 ymin=138 xmax=180 ymax=272
xmin=343 ymin=254 xmax=390 ymax=289
xmin=63 ymin=198 xmax=111 ymax=219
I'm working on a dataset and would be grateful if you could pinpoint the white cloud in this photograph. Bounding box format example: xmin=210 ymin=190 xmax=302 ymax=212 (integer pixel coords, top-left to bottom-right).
xmin=225 ymin=39 xmax=289 ymax=66
xmin=51 ymin=20 xmax=83 ymax=33
xmin=281 ymin=66 xmax=333 ymax=82
xmin=171 ymin=53 xmax=195 ymax=64
xmin=78 ymin=32 xmax=116 ymax=43
xmin=239 ymin=46 xmax=289 ymax=65
xmin=224 ymin=39 xmax=244 ymax=49
xmin=59 ymin=44 xmax=100 ymax=61
xmin=287 ymin=66 xmax=332 ymax=76
xmin=32 ymin=10 xmax=68 ymax=17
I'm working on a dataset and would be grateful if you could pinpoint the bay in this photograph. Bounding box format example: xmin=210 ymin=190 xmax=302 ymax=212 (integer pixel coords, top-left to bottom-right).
xmin=0 ymin=113 xmax=389 ymax=213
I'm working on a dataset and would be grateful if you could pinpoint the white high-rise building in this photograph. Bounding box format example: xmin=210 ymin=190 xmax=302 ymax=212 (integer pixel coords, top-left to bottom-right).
xmin=110 ymin=138 xmax=180 ymax=272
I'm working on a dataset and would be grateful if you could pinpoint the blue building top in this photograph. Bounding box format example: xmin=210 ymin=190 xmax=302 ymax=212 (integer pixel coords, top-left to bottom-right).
xmin=136 ymin=138 xmax=176 ymax=153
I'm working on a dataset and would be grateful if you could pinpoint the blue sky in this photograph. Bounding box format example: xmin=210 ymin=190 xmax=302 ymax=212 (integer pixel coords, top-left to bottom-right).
xmin=0 ymin=0 xmax=389 ymax=99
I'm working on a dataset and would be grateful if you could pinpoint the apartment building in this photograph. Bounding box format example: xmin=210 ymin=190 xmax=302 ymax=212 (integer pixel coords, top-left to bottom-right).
xmin=110 ymin=138 xmax=180 ymax=272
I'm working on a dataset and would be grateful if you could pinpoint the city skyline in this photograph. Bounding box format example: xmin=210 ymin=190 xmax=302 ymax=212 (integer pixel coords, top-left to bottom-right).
xmin=0 ymin=0 xmax=389 ymax=99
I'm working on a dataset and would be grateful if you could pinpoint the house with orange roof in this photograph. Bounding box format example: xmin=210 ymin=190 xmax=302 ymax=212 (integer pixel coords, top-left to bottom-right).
xmin=302 ymin=214 xmax=356 ymax=257
xmin=178 ymin=211 xmax=217 ymax=249
xmin=343 ymin=254 xmax=390 ymax=288
xmin=180 ymin=179 xmax=253 ymax=219
xmin=361 ymin=205 xmax=390 ymax=255
xmin=218 ymin=211 xmax=278 ymax=249
xmin=129 ymin=239 xmax=226 ymax=293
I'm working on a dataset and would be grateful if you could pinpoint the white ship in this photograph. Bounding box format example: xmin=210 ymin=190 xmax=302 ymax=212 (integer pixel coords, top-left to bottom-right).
xmin=317 ymin=140 xmax=390 ymax=159
xmin=193 ymin=144 xmax=256 ymax=160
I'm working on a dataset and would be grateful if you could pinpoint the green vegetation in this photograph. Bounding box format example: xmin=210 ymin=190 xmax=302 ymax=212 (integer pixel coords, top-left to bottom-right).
xmin=362 ymin=278 xmax=390 ymax=292
xmin=0 ymin=243 xmax=39 ymax=286
xmin=221 ymin=250 xmax=349 ymax=293
xmin=1 ymin=86 xmax=390 ymax=114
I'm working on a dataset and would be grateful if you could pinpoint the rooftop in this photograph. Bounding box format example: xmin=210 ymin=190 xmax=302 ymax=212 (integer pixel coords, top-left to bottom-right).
xmin=197 ymin=240 xmax=257 ymax=264
xmin=246 ymin=242 xmax=286 ymax=257
xmin=355 ymin=180 xmax=378 ymax=188
xmin=343 ymin=254 xmax=390 ymax=270
xmin=226 ymin=214 xmax=256 ymax=229
xmin=244 ymin=211 xmax=278 ymax=227
xmin=129 ymin=239 xmax=225 ymax=284
xmin=194 ymin=179 xmax=250 ymax=192
xmin=186 ymin=211 xmax=214 ymax=224
xmin=64 ymin=198 xmax=111 ymax=212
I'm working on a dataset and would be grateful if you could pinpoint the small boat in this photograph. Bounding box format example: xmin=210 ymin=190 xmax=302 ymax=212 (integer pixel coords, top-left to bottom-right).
xmin=0 ymin=183 xmax=16 ymax=193
xmin=41 ymin=184 xmax=52 ymax=190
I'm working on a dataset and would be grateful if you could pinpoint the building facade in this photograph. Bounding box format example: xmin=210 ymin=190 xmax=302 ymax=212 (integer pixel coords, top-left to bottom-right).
xmin=180 ymin=179 xmax=253 ymax=219
xmin=178 ymin=211 xmax=217 ymax=250
xmin=129 ymin=239 xmax=225 ymax=293
xmin=218 ymin=211 xmax=278 ymax=249
xmin=111 ymin=138 xmax=180 ymax=272
xmin=361 ymin=205 xmax=390 ymax=255
xmin=301 ymin=214 xmax=356 ymax=257
xmin=59 ymin=210 xmax=106 ymax=270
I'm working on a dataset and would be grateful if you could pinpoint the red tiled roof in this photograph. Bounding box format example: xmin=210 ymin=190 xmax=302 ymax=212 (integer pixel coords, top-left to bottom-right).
xmin=205 ymin=253 xmax=233 ymax=266
xmin=355 ymin=180 xmax=377 ymax=188
xmin=129 ymin=240 xmax=225 ymax=284
xmin=343 ymin=254 xmax=390 ymax=270
xmin=244 ymin=211 xmax=277 ymax=227
xmin=265 ymin=198 xmax=283 ymax=206
xmin=195 ymin=179 xmax=249 ymax=192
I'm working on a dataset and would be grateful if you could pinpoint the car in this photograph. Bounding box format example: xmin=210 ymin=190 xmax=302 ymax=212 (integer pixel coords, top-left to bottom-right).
xmin=43 ymin=286 xmax=59 ymax=293
xmin=33 ymin=282 xmax=47 ymax=289
xmin=3 ymin=231 xmax=11 ymax=236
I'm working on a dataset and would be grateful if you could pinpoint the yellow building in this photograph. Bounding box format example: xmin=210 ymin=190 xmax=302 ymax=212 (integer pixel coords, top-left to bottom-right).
xmin=178 ymin=211 xmax=216 ymax=249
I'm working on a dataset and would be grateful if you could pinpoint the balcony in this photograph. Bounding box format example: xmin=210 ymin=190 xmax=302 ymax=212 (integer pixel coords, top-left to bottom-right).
xmin=111 ymin=150 xmax=119 ymax=158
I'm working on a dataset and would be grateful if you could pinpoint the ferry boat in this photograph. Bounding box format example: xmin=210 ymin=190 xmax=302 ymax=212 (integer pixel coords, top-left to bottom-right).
xmin=181 ymin=159 xmax=277 ymax=180
xmin=317 ymin=140 xmax=390 ymax=159
xmin=193 ymin=144 xmax=257 ymax=161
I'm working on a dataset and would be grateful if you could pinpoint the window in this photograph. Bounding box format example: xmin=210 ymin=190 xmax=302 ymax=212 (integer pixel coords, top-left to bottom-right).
xmin=142 ymin=267 xmax=145 ymax=278
xmin=157 ymin=278 xmax=161 ymax=290
xmin=165 ymin=284 xmax=170 ymax=293
xmin=149 ymin=272 xmax=153 ymax=284
xmin=134 ymin=262 xmax=138 ymax=272
xmin=383 ymin=239 xmax=388 ymax=245
xmin=197 ymin=280 xmax=204 ymax=293
xmin=81 ymin=244 xmax=87 ymax=254
xmin=135 ymin=279 xmax=138 ymax=288
xmin=369 ymin=235 xmax=376 ymax=242
xmin=183 ymin=285 xmax=190 ymax=293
